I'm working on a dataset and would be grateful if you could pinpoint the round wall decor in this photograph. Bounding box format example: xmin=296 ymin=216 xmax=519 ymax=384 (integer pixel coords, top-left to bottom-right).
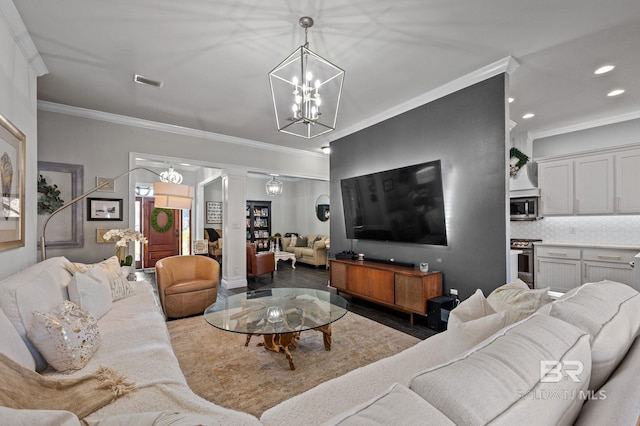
xmin=150 ymin=208 xmax=173 ymax=233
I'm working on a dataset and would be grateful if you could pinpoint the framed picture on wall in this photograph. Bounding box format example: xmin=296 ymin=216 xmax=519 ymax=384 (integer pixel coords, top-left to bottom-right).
xmin=37 ymin=161 xmax=84 ymax=249
xmin=0 ymin=113 xmax=26 ymax=251
xmin=87 ymin=198 xmax=123 ymax=221
xmin=96 ymin=176 xmax=115 ymax=192
xmin=206 ymin=201 xmax=222 ymax=224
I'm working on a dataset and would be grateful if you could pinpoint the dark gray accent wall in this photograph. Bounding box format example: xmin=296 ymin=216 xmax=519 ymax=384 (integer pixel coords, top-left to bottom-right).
xmin=330 ymin=75 xmax=508 ymax=300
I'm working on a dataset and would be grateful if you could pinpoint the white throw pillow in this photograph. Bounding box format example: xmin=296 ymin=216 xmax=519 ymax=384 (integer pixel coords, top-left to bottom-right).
xmin=67 ymin=269 xmax=113 ymax=319
xmin=27 ymin=301 xmax=101 ymax=372
xmin=0 ymin=407 xmax=81 ymax=426
xmin=445 ymin=289 xmax=509 ymax=358
xmin=65 ymin=256 xmax=135 ymax=302
xmin=0 ymin=307 xmax=35 ymax=370
xmin=487 ymin=278 xmax=552 ymax=323
xmin=289 ymin=234 xmax=297 ymax=247
xmin=537 ymin=280 xmax=640 ymax=391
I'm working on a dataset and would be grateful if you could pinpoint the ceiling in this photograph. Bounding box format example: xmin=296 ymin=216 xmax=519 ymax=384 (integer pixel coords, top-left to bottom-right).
xmin=15 ymin=0 xmax=640 ymax=154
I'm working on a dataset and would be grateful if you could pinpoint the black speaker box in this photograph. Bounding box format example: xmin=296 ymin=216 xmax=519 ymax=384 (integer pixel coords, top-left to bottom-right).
xmin=427 ymin=296 xmax=455 ymax=331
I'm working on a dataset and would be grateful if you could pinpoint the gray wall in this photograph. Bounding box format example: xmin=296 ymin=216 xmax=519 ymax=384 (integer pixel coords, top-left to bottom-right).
xmin=36 ymin=110 xmax=329 ymax=263
xmin=330 ymin=75 xmax=509 ymax=299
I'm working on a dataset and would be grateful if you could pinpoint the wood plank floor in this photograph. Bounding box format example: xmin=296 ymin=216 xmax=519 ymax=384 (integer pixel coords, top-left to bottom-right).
xmin=142 ymin=261 xmax=437 ymax=340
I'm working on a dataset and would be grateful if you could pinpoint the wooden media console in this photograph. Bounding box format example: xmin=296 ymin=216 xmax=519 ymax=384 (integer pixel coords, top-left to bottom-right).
xmin=329 ymin=259 xmax=443 ymax=325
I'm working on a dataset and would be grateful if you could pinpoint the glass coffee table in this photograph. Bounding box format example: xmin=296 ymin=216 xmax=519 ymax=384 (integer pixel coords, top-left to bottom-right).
xmin=204 ymin=288 xmax=349 ymax=370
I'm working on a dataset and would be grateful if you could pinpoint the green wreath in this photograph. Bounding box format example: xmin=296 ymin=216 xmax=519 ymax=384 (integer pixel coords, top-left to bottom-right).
xmin=509 ymin=147 xmax=529 ymax=177
xmin=150 ymin=208 xmax=174 ymax=233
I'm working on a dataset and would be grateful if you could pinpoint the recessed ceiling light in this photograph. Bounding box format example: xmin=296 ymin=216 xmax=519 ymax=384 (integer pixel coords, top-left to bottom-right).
xmin=607 ymin=89 xmax=625 ymax=97
xmin=508 ymin=97 xmax=515 ymax=103
xmin=522 ymin=113 xmax=535 ymax=119
xmin=594 ymin=65 xmax=615 ymax=75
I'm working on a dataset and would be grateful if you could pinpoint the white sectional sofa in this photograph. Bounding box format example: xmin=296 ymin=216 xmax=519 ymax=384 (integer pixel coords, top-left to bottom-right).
xmin=1 ymin=257 xmax=639 ymax=425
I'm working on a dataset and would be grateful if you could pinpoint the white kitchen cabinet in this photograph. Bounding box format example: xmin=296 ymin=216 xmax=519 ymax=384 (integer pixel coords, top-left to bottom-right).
xmin=535 ymin=246 xmax=581 ymax=292
xmin=575 ymin=153 xmax=614 ymax=214
xmin=539 ymin=159 xmax=574 ymax=215
xmin=537 ymin=144 xmax=640 ymax=216
xmin=535 ymin=244 xmax=639 ymax=292
xmin=582 ymin=247 xmax=636 ymax=286
xmin=615 ymin=148 xmax=640 ymax=213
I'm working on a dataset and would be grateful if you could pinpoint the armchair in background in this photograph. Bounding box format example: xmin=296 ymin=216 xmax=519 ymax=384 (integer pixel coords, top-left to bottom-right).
xmin=246 ymin=243 xmax=275 ymax=282
xmin=204 ymin=228 xmax=222 ymax=260
xmin=156 ymin=255 xmax=219 ymax=319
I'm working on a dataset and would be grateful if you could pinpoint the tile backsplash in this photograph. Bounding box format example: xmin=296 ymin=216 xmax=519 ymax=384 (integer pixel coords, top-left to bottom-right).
xmin=511 ymin=215 xmax=640 ymax=246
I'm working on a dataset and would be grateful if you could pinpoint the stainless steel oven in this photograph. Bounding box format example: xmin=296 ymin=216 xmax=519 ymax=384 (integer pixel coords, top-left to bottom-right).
xmin=511 ymin=239 xmax=542 ymax=288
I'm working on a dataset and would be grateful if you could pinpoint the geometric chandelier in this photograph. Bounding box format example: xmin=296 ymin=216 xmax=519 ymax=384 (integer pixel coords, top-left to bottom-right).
xmin=159 ymin=165 xmax=183 ymax=184
xmin=265 ymin=174 xmax=283 ymax=196
xmin=269 ymin=16 xmax=345 ymax=139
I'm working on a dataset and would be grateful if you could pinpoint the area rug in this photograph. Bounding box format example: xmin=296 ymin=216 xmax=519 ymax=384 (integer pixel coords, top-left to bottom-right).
xmin=167 ymin=312 xmax=420 ymax=418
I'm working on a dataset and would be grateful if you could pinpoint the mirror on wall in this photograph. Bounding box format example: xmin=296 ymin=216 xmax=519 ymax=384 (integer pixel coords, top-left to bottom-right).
xmin=315 ymin=194 xmax=330 ymax=222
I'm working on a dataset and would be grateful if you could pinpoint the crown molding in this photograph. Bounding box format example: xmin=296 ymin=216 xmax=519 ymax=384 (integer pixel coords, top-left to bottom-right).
xmin=531 ymin=110 xmax=640 ymax=140
xmin=328 ymin=56 xmax=519 ymax=142
xmin=37 ymin=101 xmax=325 ymax=158
xmin=0 ymin=0 xmax=47 ymax=76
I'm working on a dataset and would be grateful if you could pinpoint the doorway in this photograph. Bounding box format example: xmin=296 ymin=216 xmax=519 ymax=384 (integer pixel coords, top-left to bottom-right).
xmin=137 ymin=197 xmax=191 ymax=268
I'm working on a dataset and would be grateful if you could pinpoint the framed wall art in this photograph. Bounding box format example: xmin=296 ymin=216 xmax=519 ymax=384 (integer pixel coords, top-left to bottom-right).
xmin=206 ymin=201 xmax=222 ymax=224
xmin=0 ymin=114 xmax=26 ymax=251
xmin=96 ymin=176 xmax=115 ymax=192
xmin=87 ymin=198 xmax=123 ymax=221
xmin=37 ymin=161 xmax=84 ymax=249
xmin=96 ymin=228 xmax=112 ymax=243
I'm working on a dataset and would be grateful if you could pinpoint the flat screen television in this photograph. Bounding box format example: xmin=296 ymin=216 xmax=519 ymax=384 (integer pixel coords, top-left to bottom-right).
xmin=341 ymin=160 xmax=447 ymax=245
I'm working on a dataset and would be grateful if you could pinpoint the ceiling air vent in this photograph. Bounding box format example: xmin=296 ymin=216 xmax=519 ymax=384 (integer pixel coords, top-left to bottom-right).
xmin=133 ymin=74 xmax=164 ymax=88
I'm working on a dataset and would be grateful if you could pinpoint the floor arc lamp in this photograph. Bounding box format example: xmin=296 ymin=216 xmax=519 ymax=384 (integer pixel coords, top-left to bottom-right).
xmin=40 ymin=166 xmax=194 ymax=261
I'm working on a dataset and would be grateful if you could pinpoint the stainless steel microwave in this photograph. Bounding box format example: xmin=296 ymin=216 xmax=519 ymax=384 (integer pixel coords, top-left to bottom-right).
xmin=510 ymin=197 xmax=540 ymax=221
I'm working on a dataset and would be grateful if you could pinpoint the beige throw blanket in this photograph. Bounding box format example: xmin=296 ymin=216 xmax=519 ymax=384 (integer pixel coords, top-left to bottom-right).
xmin=0 ymin=352 xmax=136 ymax=419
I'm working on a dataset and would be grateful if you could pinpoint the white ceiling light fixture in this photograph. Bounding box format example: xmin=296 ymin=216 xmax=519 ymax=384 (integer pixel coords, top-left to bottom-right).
xmin=159 ymin=165 xmax=183 ymax=184
xmin=269 ymin=16 xmax=345 ymax=139
xmin=607 ymin=89 xmax=625 ymax=97
xmin=522 ymin=113 xmax=535 ymax=119
xmin=594 ymin=65 xmax=615 ymax=75
xmin=321 ymin=146 xmax=331 ymax=154
xmin=265 ymin=174 xmax=283 ymax=196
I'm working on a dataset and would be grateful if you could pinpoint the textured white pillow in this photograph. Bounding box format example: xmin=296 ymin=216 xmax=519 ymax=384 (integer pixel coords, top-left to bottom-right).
xmin=65 ymin=256 xmax=135 ymax=302
xmin=289 ymin=234 xmax=298 ymax=247
xmin=487 ymin=278 xmax=552 ymax=323
xmin=537 ymin=280 xmax=640 ymax=391
xmin=67 ymin=268 xmax=113 ymax=319
xmin=445 ymin=289 xmax=509 ymax=358
xmin=27 ymin=301 xmax=101 ymax=372
xmin=0 ymin=407 xmax=81 ymax=426
xmin=0 ymin=307 xmax=35 ymax=370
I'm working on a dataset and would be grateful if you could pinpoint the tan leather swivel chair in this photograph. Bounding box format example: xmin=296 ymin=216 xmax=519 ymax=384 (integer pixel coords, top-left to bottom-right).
xmin=156 ymin=255 xmax=219 ymax=319
xmin=246 ymin=243 xmax=275 ymax=282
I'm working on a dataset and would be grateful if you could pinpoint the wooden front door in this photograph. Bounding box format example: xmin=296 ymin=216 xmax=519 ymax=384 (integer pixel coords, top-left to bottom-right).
xmin=143 ymin=198 xmax=181 ymax=268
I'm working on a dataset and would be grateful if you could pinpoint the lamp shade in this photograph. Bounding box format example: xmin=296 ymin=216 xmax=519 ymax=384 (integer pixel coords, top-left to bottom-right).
xmin=153 ymin=182 xmax=194 ymax=210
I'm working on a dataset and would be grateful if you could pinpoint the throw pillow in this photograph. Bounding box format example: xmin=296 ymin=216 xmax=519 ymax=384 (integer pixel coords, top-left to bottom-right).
xmin=295 ymin=236 xmax=308 ymax=247
xmin=67 ymin=268 xmax=113 ymax=320
xmin=289 ymin=234 xmax=298 ymax=247
xmin=27 ymin=301 xmax=101 ymax=372
xmin=487 ymin=278 xmax=552 ymax=323
xmin=65 ymin=256 xmax=135 ymax=302
xmin=445 ymin=289 xmax=509 ymax=358
xmin=306 ymin=234 xmax=318 ymax=248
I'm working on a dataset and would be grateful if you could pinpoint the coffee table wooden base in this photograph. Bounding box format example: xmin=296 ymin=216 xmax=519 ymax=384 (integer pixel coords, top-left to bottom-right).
xmin=245 ymin=325 xmax=332 ymax=370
